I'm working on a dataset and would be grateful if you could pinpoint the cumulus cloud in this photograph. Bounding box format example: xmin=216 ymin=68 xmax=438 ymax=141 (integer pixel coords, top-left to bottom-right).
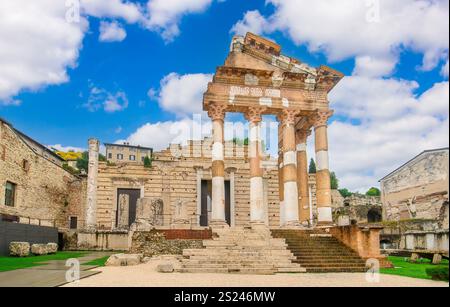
xmin=144 ymin=0 xmax=213 ymax=42
xmin=152 ymin=73 xmax=213 ymax=117
xmin=328 ymin=78 xmax=449 ymax=192
xmin=84 ymin=85 xmax=129 ymax=113
xmin=441 ymin=60 xmax=449 ymax=78
xmin=99 ymin=21 xmax=127 ymax=42
xmin=230 ymin=10 xmax=270 ymax=36
xmin=81 ymin=0 xmax=143 ymax=23
xmin=232 ymin=0 xmax=449 ymax=76
xmin=0 ymin=0 xmax=87 ymax=104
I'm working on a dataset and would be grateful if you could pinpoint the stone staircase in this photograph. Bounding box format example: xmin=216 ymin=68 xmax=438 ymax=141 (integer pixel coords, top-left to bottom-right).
xmin=177 ymin=226 xmax=305 ymax=274
xmin=271 ymin=229 xmax=368 ymax=273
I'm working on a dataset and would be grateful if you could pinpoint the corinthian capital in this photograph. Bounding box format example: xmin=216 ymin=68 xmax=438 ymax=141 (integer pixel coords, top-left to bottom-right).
xmin=244 ymin=106 xmax=266 ymax=123
xmin=207 ymin=103 xmax=227 ymax=121
xmin=312 ymin=110 xmax=334 ymax=128
xmin=277 ymin=109 xmax=301 ymax=126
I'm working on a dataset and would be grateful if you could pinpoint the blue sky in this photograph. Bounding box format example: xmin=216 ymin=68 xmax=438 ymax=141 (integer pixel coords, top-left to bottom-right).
xmin=0 ymin=0 xmax=448 ymax=191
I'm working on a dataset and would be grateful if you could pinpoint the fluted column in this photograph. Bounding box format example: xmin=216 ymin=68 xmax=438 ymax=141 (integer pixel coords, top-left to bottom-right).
xmin=278 ymin=109 xmax=301 ymax=226
xmin=296 ymin=128 xmax=311 ymax=224
xmin=245 ymin=107 xmax=266 ymax=225
xmin=313 ymin=110 xmax=334 ymax=225
xmin=85 ymin=138 xmax=99 ymax=231
xmin=208 ymin=103 xmax=228 ymax=227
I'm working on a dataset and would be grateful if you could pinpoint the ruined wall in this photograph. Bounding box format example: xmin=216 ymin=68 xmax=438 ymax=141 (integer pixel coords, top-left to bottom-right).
xmin=0 ymin=121 xmax=86 ymax=230
xmin=332 ymin=192 xmax=383 ymax=225
xmin=381 ymin=150 xmax=449 ymax=224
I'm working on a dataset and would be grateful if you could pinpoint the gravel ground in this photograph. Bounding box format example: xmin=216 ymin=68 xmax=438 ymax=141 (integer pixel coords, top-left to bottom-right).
xmin=62 ymin=260 xmax=448 ymax=287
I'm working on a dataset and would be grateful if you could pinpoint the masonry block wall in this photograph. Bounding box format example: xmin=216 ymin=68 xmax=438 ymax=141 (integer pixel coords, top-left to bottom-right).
xmin=0 ymin=120 xmax=86 ymax=230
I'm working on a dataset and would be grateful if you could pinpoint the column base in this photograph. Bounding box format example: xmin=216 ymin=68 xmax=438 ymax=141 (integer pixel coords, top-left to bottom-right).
xmin=209 ymin=220 xmax=229 ymax=229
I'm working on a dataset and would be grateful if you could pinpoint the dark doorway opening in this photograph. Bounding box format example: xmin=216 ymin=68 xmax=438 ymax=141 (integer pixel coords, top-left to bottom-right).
xmin=368 ymin=208 xmax=382 ymax=223
xmin=200 ymin=180 xmax=231 ymax=227
xmin=116 ymin=189 xmax=141 ymax=228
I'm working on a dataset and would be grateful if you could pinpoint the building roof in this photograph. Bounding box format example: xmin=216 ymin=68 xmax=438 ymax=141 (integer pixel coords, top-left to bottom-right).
xmin=379 ymin=148 xmax=449 ymax=182
xmin=104 ymin=143 xmax=153 ymax=151
xmin=0 ymin=117 xmax=65 ymax=162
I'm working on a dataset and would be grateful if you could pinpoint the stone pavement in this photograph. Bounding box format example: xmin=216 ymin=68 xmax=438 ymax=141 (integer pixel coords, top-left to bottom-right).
xmin=63 ymin=258 xmax=449 ymax=287
xmin=0 ymin=252 xmax=113 ymax=287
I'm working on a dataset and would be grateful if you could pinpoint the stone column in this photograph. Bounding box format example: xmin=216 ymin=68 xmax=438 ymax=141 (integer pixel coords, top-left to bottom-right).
xmin=296 ymin=128 xmax=311 ymax=224
xmin=313 ymin=110 xmax=334 ymax=225
xmin=85 ymin=138 xmax=99 ymax=231
xmin=208 ymin=103 xmax=228 ymax=227
xmin=278 ymin=109 xmax=301 ymax=227
xmin=245 ymin=107 xmax=266 ymax=226
xmin=278 ymin=124 xmax=285 ymax=226
xmin=194 ymin=166 xmax=203 ymax=226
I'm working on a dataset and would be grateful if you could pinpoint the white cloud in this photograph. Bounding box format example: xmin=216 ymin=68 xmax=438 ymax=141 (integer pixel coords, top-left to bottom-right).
xmin=328 ymin=78 xmax=449 ymax=192
xmin=353 ymin=55 xmax=397 ymax=78
xmin=99 ymin=21 xmax=127 ymax=42
xmin=441 ymin=60 xmax=449 ymax=78
xmin=231 ymin=10 xmax=270 ymax=36
xmin=81 ymin=0 xmax=143 ymax=23
xmin=144 ymin=0 xmax=213 ymax=42
xmin=84 ymin=85 xmax=129 ymax=113
xmin=0 ymin=0 xmax=87 ymax=103
xmin=153 ymin=73 xmax=212 ymax=117
xmin=232 ymin=0 xmax=449 ymax=76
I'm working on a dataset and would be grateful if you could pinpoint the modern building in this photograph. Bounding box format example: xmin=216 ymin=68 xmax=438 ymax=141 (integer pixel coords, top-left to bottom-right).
xmin=105 ymin=143 xmax=153 ymax=164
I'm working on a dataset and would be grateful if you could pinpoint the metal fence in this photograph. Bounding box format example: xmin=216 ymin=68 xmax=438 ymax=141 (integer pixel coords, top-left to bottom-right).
xmin=0 ymin=221 xmax=58 ymax=256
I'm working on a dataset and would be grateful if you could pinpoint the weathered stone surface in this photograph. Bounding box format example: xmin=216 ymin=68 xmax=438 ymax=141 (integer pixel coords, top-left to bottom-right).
xmin=9 ymin=242 xmax=30 ymax=257
xmin=31 ymin=243 xmax=48 ymax=255
xmin=105 ymin=254 xmax=143 ymax=266
xmin=130 ymin=231 xmax=203 ymax=257
xmin=46 ymin=243 xmax=58 ymax=254
xmin=157 ymin=263 xmax=174 ymax=273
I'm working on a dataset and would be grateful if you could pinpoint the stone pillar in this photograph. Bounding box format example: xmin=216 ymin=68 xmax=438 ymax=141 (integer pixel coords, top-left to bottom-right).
xmin=207 ymin=103 xmax=228 ymax=227
xmin=245 ymin=107 xmax=266 ymax=226
xmin=278 ymin=109 xmax=301 ymax=227
xmin=195 ymin=166 xmax=203 ymax=226
xmin=313 ymin=110 xmax=334 ymax=225
xmin=85 ymin=138 xmax=99 ymax=231
xmin=278 ymin=125 xmax=285 ymax=226
xmin=296 ymin=128 xmax=311 ymax=224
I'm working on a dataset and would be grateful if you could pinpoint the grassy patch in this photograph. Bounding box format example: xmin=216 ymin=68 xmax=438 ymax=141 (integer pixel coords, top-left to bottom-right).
xmin=0 ymin=251 xmax=87 ymax=272
xmin=83 ymin=256 xmax=110 ymax=267
xmin=381 ymin=256 xmax=449 ymax=281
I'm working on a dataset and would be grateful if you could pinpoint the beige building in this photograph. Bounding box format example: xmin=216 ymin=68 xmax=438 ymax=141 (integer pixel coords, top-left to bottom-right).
xmin=105 ymin=143 xmax=153 ymax=164
xmin=0 ymin=117 xmax=86 ymax=230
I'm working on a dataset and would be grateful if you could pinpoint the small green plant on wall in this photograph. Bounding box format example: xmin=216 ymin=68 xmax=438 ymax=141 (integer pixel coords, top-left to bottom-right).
xmin=144 ymin=156 xmax=153 ymax=168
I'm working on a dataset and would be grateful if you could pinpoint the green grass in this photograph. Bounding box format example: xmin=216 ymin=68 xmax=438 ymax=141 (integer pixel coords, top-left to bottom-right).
xmin=0 ymin=251 xmax=87 ymax=272
xmin=83 ymin=256 xmax=110 ymax=267
xmin=380 ymin=256 xmax=449 ymax=281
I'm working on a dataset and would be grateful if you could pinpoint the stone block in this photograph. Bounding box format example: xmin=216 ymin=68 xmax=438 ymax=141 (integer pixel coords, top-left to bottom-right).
xmin=157 ymin=263 xmax=175 ymax=273
xmin=105 ymin=254 xmax=143 ymax=266
xmin=31 ymin=244 xmax=49 ymax=255
xmin=9 ymin=242 xmax=30 ymax=257
xmin=432 ymin=254 xmax=442 ymax=265
xmin=47 ymin=243 xmax=58 ymax=254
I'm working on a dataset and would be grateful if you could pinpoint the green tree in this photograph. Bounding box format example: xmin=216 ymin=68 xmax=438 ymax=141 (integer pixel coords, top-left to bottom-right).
xmin=309 ymin=158 xmax=316 ymax=174
xmin=330 ymin=171 xmax=339 ymax=190
xmin=76 ymin=151 xmax=107 ymax=173
xmin=143 ymin=156 xmax=152 ymax=168
xmin=338 ymin=188 xmax=353 ymax=198
xmin=366 ymin=187 xmax=381 ymax=197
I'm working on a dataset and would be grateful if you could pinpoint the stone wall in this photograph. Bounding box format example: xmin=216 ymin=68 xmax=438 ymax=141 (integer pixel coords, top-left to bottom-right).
xmin=130 ymin=230 xmax=205 ymax=257
xmin=0 ymin=120 xmax=86 ymax=230
xmin=331 ymin=192 xmax=383 ymax=225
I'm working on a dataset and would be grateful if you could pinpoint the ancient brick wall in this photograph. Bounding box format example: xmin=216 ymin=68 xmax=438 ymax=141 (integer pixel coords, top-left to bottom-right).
xmin=380 ymin=150 xmax=449 ymax=225
xmin=0 ymin=121 xmax=86 ymax=230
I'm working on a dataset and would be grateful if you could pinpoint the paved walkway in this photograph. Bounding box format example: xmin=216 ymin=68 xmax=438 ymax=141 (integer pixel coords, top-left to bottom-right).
xmin=63 ymin=259 xmax=449 ymax=287
xmin=0 ymin=252 xmax=113 ymax=287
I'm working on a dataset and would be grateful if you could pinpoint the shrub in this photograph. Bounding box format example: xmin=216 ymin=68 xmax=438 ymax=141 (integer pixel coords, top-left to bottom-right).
xmin=426 ymin=267 xmax=449 ymax=281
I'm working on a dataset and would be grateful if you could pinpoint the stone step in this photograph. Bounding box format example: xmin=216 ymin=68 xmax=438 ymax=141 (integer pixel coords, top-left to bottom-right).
xmin=305 ymin=267 xmax=367 ymax=273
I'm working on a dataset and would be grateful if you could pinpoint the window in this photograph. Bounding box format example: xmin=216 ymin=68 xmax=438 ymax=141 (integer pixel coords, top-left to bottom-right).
xmin=5 ymin=181 xmax=16 ymax=207
xmin=129 ymin=155 xmax=136 ymax=161
xmin=117 ymin=154 xmax=123 ymax=160
xmin=69 ymin=216 xmax=78 ymax=229
xmin=108 ymin=153 xmax=112 ymax=159
xmin=22 ymin=159 xmax=30 ymax=171
xmin=141 ymin=157 xmax=145 ymax=162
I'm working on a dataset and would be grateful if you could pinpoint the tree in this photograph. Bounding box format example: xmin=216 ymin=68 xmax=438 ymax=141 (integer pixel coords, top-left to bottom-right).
xmin=330 ymin=172 xmax=339 ymax=190
xmin=309 ymin=158 xmax=316 ymax=174
xmin=76 ymin=151 xmax=107 ymax=174
xmin=338 ymin=188 xmax=353 ymax=198
xmin=144 ymin=156 xmax=152 ymax=168
xmin=366 ymin=187 xmax=381 ymax=197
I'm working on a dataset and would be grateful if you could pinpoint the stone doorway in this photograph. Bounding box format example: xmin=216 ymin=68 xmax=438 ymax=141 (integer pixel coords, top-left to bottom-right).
xmin=116 ymin=189 xmax=141 ymax=228
xmin=200 ymin=180 xmax=231 ymax=227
